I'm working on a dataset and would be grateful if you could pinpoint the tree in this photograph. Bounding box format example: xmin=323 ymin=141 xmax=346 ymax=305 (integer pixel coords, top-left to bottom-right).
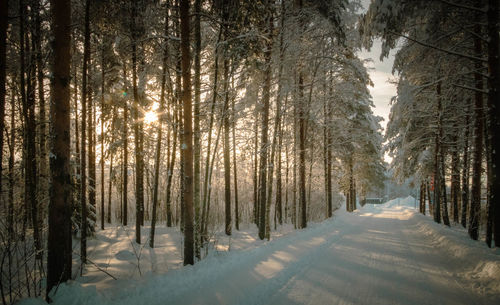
xmin=0 ymin=0 xmax=7 ymax=211
xmin=47 ymin=0 xmax=72 ymax=298
xmin=80 ymin=0 xmax=91 ymax=264
xmin=180 ymin=0 xmax=194 ymax=265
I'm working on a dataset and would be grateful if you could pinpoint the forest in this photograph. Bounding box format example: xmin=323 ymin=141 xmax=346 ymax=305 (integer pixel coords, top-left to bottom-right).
xmin=0 ymin=0 xmax=499 ymax=304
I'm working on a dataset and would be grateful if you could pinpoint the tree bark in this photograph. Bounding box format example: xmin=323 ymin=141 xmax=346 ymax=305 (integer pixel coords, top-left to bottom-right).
xmin=0 ymin=0 xmax=6 ymax=209
xmin=88 ymin=77 xmax=96 ymax=234
xmin=451 ymin=134 xmax=460 ymax=223
xmin=180 ymin=0 xmax=194 ymax=265
xmin=201 ymin=26 xmax=222 ymax=238
xmin=80 ymin=0 xmax=91 ymax=263
xmin=100 ymin=46 xmax=105 ymax=230
xmin=486 ymin=0 xmax=500 ymax=247
xmin=461 ymin=107 xmax=470 ymax=228
xmin=258 ymin=4 xmax=273 ymax=239
xmin=122 ymin=60 xmax=129 ymax=226
xmin=433 ymin=81 xmax=442 ymax=224
xmin=193 ymin=0 xmax=202 ymax=257
xmin=107 ymin=106 xmax=116 ymax=224
xmin=223 ymin=55 xmax=231 ymax=236
xmin=150 ymin=3 xmax=170 ymax=247
xmin=131 ymin=0 xmax=143 ymax=244
xmin=232 ymin=91 xmax=240 ymax=231
xmin=47 ymin=0 xmax=72 ymax=297
xmin=469 ymin=13 xmax=484 ymax=240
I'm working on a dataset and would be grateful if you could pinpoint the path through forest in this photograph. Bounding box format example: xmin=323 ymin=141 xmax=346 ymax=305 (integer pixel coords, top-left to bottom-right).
xmin=36 ymin=198 xmax=499 ymax=305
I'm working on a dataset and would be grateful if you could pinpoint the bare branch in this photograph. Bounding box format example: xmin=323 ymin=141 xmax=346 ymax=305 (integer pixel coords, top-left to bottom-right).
xmin=452 ymin=83 xmax=489 ymax=94
xmin=438 ymin=0 xmax=487 ymax=14
xmin=389 ymin=30 xmax=487 ymax=63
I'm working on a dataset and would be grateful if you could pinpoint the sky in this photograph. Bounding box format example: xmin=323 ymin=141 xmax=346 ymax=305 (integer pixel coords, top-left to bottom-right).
xmin=357 ymin=0 xmax=398 ymax=134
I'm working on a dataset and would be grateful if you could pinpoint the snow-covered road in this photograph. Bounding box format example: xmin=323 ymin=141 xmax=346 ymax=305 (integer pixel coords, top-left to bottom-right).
xmin=40 ymin=198 xmax=499 ymax=305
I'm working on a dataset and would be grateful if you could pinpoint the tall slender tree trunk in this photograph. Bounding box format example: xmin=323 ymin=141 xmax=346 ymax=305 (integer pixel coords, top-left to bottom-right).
xmin=469 ymin=15 xmax=484 ymax=240
xmin=485 ymin=117 xmax=493 ymax=247
xmin=7 ymin=94 xmax=15 ymax=241
xmin=122 ymin=60 xmax=128 ymax=226
xmin=451 ymin=135 xmax=460 ymax=223
xmin=47 ymin=0 xmax=72 ymax=297
xmin=179 ymin=0 xmax=194 ymax=265
xmin=275 ymin=1 xmax=286 ymax=226
xmin=223 ymin=54 xmax=232 ymax=236
xmin=253 ymin=105 xmax=259 ymax=225
xmin=486 ymin=0 xmax=500 ymax=247
xmin=25 ymin=1 xmax=41 ymax=258
xmin=193 ymin=0 xmax=202 ymax=257
xmin=201 ymin=26 xmax=222 ymax=238
xmin=100 ymin=47 xmax=105 ymax=230
xmin=258 ymin=3 xmax=273 ymax=240
xmin=34 ymin=1 xmax=48 ymax=237
xmin=150 ymin=4 xmax=170 ymax=247
xmin=107 ymin=106 xmax=116 ymax=224
xmin=80 ymin=0 xmax=91 ymax=263
xmin=131 ymin=0 xmax=143 ymax=244
xmin=88 ymin=79 xmax=96 ymax=234
xmin=427 ymin=180 xmax=433 ymax=216
xmin=461 ymin=107 xmax=470 ymax=228
xmin=433 ymin=81 xmax=442 ymax=224
xmin=19 ymin=0 xmax=28 ymax=237
xmin=232 ymin=91 xmax=240 ymax=230
xmin=420 ymin=181 xmax=426 ymax=214
xmin=323 ymin=91 xmax=333 ymax=218
xmin=165 ymin=111 xmax=178 ymax=227
xmin=0 ymin=0 xmax=6 ymax=208
xmin=440 ymin=150 xmax=450 ymax=226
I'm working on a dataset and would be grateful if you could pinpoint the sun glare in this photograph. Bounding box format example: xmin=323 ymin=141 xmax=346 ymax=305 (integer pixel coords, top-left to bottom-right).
xmin=144 ymin=110 xmax=158 ymax=124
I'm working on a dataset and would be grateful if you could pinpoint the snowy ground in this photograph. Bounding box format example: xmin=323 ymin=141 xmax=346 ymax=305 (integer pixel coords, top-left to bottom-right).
xmin=22 ymin=197 xmax=500 ymax=305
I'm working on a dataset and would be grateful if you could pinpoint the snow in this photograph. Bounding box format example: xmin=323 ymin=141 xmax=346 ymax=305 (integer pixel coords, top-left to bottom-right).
xmin=21 ymin=197 xmax=500 ymax=305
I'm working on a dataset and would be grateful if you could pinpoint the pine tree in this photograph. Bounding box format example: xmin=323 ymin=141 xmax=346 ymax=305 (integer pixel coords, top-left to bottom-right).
xmin=47 ymin=0 xmax=72 ymax=297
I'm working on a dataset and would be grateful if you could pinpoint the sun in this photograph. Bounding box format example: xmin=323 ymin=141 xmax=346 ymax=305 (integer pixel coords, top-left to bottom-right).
xmin=144 ymin=110 xmax=158 ymax=124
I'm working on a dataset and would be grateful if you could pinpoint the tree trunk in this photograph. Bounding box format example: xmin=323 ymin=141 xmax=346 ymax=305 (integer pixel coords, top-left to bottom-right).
xmin=25 ymin=0 xmax=41 ymax=258
xmin=258 ymin=5 xmax=273 ymax=239
xmin=100 ymin=47 xmax=105 ymax=230
xmin=88 ymin=78 xmax=96 ymax=234
xmin=323 ymin=96 xmax=333 ymax=218
xmin=193 ymin=0 xmax=202 ymax=257
xmin=201 ymin=26 xmax=222 ymax=238
xmin=107 ymin=107 xmax=115 ymax=224
xmin=253 ymin=99 xmax=259 ymax=225
xmin=35 ymin=2 xmax=48 ymax=237
xmin=47 ymin=0 xmax=72 ymax=297
xmin=485 ymin=115 xmax=493 ymax=247
xmin=433 ymin=81 xmax=442 ymax=224
xmin=298 ymin=75 xmax=307 ymax=227
xmin=122 ymin=60 xmax=128 ymax=226
xmin=0 ymin=0 xmax=6 ymax=210
xmin=180 ymin=0 xmax=194 ymax=265
xmin=19 ymin=0 xmax=28 ymax=237
xmin=427 ymin=180 xmax=433 ymax=216
xmin=8 ymin=91 xmax=15 ymax=241
xmin=150 ymin=4 xmax=170 ymax=247
xmin=131 ymin=0 xmax=143 ymax=244
xmin=165 ymin=110 xmax=177 ymax=227
xmin=486 ymin=0 xmax=500 ymax=247
xmin=231 ymin=85 xmax=240 ymax=231
xmin=223 ymin=55 xmax=231 ymax=236
xmin=461 ymin=107 xmax=470 ymax=228
xmin=451 ymin=135 xmax=460 ymax=223
xmin=469 ymin=15 xmax=484 ymax=240
xmin=80 ymin=0 xmax=91 ymax=263
xmin=440 ymin=149 xmax=450 ymax=226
